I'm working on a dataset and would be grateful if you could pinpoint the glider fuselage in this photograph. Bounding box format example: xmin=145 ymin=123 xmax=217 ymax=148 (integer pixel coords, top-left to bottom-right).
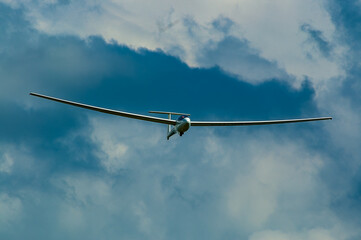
xmin=167 ymin=115 xmax=190 ymax=140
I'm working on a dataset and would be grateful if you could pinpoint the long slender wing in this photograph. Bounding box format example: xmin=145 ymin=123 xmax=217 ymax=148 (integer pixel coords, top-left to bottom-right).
xmin=191 ymin=117 xmax=332 ymax=126
xmin=30 ymin=92 xmax=177 ymax=125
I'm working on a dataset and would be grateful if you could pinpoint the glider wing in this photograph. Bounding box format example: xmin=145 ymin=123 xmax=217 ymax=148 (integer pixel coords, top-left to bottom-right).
xmin=191 ymin=117 xmax=332 ymax=126
xmin=30 ymin=92 xmax=177 ymax=125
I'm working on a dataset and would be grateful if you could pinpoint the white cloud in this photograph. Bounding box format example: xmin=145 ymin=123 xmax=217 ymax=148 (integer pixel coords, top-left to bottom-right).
xmin=219 ymin=134 xmax=327 ymax=229
xmin=0 ymin=115 xmax=359 ymax=239
xmin=249 ymin=227 xmax=354 ymax=240
xmin=52 ymin=174 xmax=112 ymax=206
xmin=57 ymin=204 xmax=85 ymax=232
xmin=319 ymin=89 xmax=361 ymax=157
xmin=0 ymin=193 xmax=22 ymax=227
xmin=132 ymin=201 xmax=166 ymax=239
xmin=87 ymin=116 xmax=167 ymax=173
xmin=62 ymin=114 xmax=358 ymax=238
xmin=90 ymin=118 xmax=129 ymax=172
xmin=0 ymin=152 xmax=14 ymax=173
xmin=250 ymin=230 xmax=290 ymax=240
xmin=49 ymin=164 xmax=168 ymax=239
xmin=50 ymin=173 xmax=127 ymax=236
xmin=2 ymin=0 xmax=345 ymax=86
xmin=0 ymin=144 xmax=38 ymax=176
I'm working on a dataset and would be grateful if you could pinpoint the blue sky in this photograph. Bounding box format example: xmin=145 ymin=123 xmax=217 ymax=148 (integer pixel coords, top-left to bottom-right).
xmin=0 ymin=1 xmax=361 ymax=239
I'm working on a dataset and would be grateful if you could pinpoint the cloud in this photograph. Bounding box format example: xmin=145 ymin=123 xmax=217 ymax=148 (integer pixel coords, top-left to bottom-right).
xmin=0 ymin=2 xmax=361 ymax=240
xmin=326 ymin=0 xmax=361 ymax=105
xmin=249 ymin=229 xmax=341 ymax=240
xmin=0 ymin=152 xmax=14 ymax=174
xmin=1 ymin=0 xmax=344 ymax=86
xmin=88 ymin=117 xmax=164 ymax=173
xmin=0 ymin=193 xmax=22 ymax=227
xmin=197 ymin=36 xmax=290 ymax=83
xmin=226 ymin=138 xmax=325 ymax=229
xmin=301 ymin=23 xmax=334 ymax=58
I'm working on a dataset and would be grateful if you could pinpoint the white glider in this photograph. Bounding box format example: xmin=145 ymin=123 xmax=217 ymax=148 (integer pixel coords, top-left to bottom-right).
xmin=30 ymin=92 xmax=332 ymax=140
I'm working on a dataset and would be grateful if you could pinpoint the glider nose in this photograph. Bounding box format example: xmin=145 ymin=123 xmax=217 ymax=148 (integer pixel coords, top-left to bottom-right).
xmin=183 ymin=117 xmax=191 ymax=131
xmin=184 ymin=117 xmax=191 ymax=128
xmin=185 ymin=117 xmax=190 ymax=124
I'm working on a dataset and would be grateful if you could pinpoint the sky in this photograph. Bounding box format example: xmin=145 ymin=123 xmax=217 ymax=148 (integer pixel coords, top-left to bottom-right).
xmin=0 ymin=0 xmax=361 ymax=239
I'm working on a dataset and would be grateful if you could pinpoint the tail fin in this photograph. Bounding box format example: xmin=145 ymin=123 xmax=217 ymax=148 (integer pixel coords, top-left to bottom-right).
xmin=168 ymin=113 xmax=171 ymax=135
xmin=149 ymin=111 xmax=190 ymax=116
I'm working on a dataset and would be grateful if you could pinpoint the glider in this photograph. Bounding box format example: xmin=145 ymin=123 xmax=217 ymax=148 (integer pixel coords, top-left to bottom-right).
xmin=30 ymin=92 xmax=332 ymax=140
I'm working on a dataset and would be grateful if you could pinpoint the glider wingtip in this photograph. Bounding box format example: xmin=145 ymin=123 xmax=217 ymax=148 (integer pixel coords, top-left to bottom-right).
xmin=30 ymin=92 xmax=42 ymax=97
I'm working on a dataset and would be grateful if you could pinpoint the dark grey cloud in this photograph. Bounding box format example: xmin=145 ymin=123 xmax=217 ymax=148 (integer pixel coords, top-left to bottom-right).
xmin=319 ymin=0 xmax=361 ymax=229
xmin=300 ymin=23 xmax=333 ymax=58
xmin=211 ymin=16 xmax=234 ymax=35
xmin=326 ymin=0 xmax=361 ymax=106
xmin=197 ymin=36 xmax=290 ymax=83
xmin=181 ymin=15 xmax=291 ymax=83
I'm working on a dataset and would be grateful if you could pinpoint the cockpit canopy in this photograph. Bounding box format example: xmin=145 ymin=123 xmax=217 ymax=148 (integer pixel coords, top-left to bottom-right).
xmin=177 ymin=115 xmax=189 ymax=121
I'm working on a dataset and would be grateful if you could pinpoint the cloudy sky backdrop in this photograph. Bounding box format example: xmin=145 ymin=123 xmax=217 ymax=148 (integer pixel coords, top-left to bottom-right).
xmin=1 ymin=0 xmax=361 ymax=239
